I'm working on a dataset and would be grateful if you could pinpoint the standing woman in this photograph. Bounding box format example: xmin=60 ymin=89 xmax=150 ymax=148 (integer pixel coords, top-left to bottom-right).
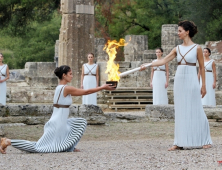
xmin=150 ymin=48 xmax=169 ymax=105
xmin=0 ymin=65 xmax=114 ymax=154
xmin=81 ymin=53 xmax=99 ymax=105
xmin=198 ymin=48 xmax=216 ymax=106
xmin=141 ymin=20 xmax=212 ymax=150
xmin=0 ymin=53 xmax=10 ymax=105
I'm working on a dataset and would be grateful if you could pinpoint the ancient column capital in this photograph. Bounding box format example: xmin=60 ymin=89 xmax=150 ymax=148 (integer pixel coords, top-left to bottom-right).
xmin=60 ymin=0 xmax=94 ymax=14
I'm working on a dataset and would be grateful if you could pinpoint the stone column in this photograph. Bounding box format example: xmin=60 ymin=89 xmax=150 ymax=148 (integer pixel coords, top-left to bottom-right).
xmin=59 ymin=0 xmax=94 ymax=88
xmin=161 ymin=24 xmax=182 ymax=55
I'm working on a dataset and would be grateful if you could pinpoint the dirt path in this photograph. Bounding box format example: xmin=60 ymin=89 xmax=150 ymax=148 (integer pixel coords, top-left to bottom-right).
xmin=1 ymin=122 xmax=222 ymax=169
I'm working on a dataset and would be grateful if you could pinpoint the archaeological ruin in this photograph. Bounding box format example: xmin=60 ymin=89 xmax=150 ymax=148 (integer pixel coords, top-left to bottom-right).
xmin=1 ymin=0 xmax=222 ymax=124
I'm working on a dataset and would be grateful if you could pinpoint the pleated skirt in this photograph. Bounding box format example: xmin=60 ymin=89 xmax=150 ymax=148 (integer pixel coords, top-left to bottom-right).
xmin=152 ymin=71 xmax=168 ymax=105
xmin=11 ymin=108 xmax=87 ymax=153
xmin=200 ymin=72 xmax=216 ymax=106
xmin=173 ymin=65 xmax=212 ymax=147
xmin=82 ymin=75 xmax=97 ymax=105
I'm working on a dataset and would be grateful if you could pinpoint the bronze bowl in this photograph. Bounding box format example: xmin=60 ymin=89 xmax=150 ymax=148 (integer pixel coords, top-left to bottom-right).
xmin=106 ymin=81 xmax=118 ymax=89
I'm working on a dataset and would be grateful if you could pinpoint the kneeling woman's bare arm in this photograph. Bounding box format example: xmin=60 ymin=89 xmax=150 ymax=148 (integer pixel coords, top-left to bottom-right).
xmin=64 ymin=84 xmax=114 ymax=97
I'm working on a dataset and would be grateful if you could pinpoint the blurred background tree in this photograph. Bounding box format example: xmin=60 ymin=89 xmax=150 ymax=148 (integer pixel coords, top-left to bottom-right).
xmin=0 ymin=0 xmax=221 ymax=68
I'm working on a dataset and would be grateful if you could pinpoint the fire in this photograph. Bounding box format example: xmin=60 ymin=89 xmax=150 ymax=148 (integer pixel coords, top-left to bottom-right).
xmin=103 ymin=38 xmax=128 ymax=81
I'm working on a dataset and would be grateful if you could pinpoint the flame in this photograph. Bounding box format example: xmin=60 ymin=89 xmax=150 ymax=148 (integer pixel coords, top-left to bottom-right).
xmin=103 ymin=38 xmax=128 ymax=81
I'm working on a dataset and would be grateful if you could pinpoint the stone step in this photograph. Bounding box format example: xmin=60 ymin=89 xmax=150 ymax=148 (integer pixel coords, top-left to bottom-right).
xmin=108 ymin=99 xmax=153 ymax=102
xmin=109 ymin=104 xmax=147 ymax=110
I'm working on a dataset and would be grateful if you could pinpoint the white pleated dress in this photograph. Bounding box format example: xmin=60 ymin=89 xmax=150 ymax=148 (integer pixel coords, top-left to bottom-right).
xmin=11 ymin=85 xmax=87 ymax=153
xmin=152 ymin=60 xmax=168 ymax=105
xmin=200 ymin=60 xmax=216 ymax=106
xmin=82 ymin=63 xmax=97 ymax=105
xmin=0 ymin=64 xmax=7 ymax=105
xmin=174 ymin=44 xmax=212 ymax=148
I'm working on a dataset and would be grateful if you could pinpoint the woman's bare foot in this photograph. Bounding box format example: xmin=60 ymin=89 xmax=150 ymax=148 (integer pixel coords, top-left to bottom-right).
xmin=168 ymin=145 xmax=183 ymax=151
xmin=0 ymin=138 xmax=11 ymax=154
xmin=73 ymin=148 xmax=80 ymax=152
xmin=203 ymin=144 xmax=211 ymax=149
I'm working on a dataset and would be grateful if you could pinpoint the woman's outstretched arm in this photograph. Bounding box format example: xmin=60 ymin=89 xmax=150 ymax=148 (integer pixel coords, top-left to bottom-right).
xmin=141 ymin=47 xmax=177 ymax=70
xmin=64 ymin=84 xmax=114 ymax=97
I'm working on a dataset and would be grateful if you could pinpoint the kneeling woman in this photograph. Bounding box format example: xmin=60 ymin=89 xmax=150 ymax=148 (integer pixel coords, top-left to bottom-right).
xmin=0 ymin=65 xmax=114 ymax=154
xmin=150 ymin=48 xmax=169 ymax=105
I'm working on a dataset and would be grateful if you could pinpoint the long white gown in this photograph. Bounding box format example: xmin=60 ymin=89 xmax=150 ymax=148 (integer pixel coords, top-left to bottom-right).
xmin=174 ymin=44 xmax=212 ymax=148
xmin=200 ymin=60 xmax=216 ymax=106
xmin=152 ymin=60 xmax=168 ymax=105
xmin=0 ymin=64 xmax=7 ymax=105
xmin=11 ymin=85 xmax=87 ymax=153
xmin=82 ymin=63 xmax=97 ymax=105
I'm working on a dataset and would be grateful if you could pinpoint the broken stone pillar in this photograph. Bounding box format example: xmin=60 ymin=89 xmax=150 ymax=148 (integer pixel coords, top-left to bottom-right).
xmin=59 ymin=0 xmax=95 ymax=88
xmin=161 ymin=24 xmax=182 ymax=54
xmin=95 ymin=38 xmax=108 ymax=62
xmin=124 ymin=35 xmax=148 ymax=62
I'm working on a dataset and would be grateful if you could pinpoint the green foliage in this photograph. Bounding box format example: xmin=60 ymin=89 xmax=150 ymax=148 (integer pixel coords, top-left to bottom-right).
xmin=0 ymin=12 xmax=61 ymax=69
xmin=0 ymin=0 xmax=60 ymax=36
xmin=95 ymin=0 xmax=187 ymax=49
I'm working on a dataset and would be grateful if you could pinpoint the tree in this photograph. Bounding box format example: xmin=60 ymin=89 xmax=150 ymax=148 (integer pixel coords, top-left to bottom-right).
xmin=95 ymin=0 xmax=187 ymax=49
xmin=0 ymin=0 xmax=60 ymax=36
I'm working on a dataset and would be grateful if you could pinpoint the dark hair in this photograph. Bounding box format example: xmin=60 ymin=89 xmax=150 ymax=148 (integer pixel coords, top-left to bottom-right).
xmin=0 ymin=53 xmax=3 ymax=57
xmin=155 ymin=47 xmax=163 ymax=53
xmin=54 ymin=65 xmax=71 ymax=79
xmin=88 ymin=53 xmax=94 ymax=57
xmin=178 ymin=20 xmax=198 ymax=38
xmin=204 ymin=48 xmax=211 ymax=56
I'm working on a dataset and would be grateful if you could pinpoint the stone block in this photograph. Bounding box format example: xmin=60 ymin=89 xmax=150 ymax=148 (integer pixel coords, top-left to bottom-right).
xmin=216 ymin=91 xmax=222 ymax=105
xmin=60 ymin=0 xmax=75 ymax=14
xmin=0 ymin=126 xmax=5 ymax=136
xmin=97 ymin=62 xmax=108 ymax=82
xmin=28 ymin=90 xmax=55 ymax=103
xmin=24 ymin=62 xmax=37 ymax=77
xmin=9 ymin=69 xmax=25 ymax=80
xmin=143 ymin=50 xmax=156 ymax=61
xmin=78 ymin=105 xmax=107 ymax=124
xmin=124 ymin=35 xmax=148 ymax=61
xmin=76 ymin=5 xmax=94 ymax=15
xmin=36 ymin=62 xmax=56 ymax=77
xmin=145 ymin=105 xmax=175 ymax=121
xmin=11 ymin=89 xmax=29 ymax=103
xmin=26 ymin=77 xmax=58 ymax=88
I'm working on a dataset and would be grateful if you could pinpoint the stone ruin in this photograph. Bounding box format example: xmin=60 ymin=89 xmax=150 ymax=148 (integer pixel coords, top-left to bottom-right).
xmin=1 ymin=0 xmax=222 ymax=126
xmin=6 ymin=24 xmax=222 ymax=105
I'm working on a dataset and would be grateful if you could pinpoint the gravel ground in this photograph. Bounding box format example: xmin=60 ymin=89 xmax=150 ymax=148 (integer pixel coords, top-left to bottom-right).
xmin=1 ymin=121 xmax=222 ymax=170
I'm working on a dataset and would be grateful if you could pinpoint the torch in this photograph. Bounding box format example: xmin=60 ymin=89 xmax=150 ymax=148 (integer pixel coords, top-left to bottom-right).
xmin=119 ymin=63 xmax=152 ymax=77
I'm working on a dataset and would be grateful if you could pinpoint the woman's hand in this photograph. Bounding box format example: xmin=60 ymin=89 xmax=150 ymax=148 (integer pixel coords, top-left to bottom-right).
xmin=201 ymin=85 xmax=207 ymax=98
xmin=165 ymin=82 xmax=168 ymax=88
xmin=101 ymin=84 xmax=115 ymax=90
xmin=0 ymin=80 xmax=4 ymax=83
xmin=213 ymin=82 xmax=216 ymax=89
xmin=150 ymin=82 xmax=153 ymax=88
xmin=140 ymin=64 xmax=146 ymax=71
